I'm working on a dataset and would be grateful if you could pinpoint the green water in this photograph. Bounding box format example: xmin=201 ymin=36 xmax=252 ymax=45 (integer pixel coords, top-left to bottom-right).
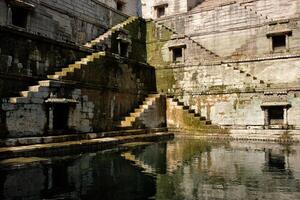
xmin=1 ymin=138 xmax=300 ymax=200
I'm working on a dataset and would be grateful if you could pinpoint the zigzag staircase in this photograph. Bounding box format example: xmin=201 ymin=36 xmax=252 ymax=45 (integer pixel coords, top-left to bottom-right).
xmin=117 ymin=94 xmax=162 ymax=129
xmin=84 ymin=16 xmax=139 ymax=49
xmin=7 ymin=80 xmax=54 ymax=105
xmin=238 ymin=0 xmax=274 ymax=22
xmin=225 ymin=63 xmax=271 ymax=88
xmin=3 ymin=17 xmax=142 ymax=120
xmin=167 ymin=97 xmax=227 ymax=134
xmin=151 ymin=19 xmax=220 ymax=59
xmin=47 ymin=51 xmax=106 ymax=80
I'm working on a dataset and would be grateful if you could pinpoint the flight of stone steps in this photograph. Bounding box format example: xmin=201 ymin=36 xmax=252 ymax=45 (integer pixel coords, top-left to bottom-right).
xmin=225 ymin=63 xmax=271 ymax=88
xmin=84 ymin=16 xmax=138 ymax=49
xmin=47 ymin=51 xmax=106 ymax=80
xmin=152 ymin=19 xmax=220 ymax=59
xmin=117 ymin=94 xmax=162 ymax=129
xmin=238 ymin=0 xmax=273 ymax=22
xmin=192 ymin=0 xmax=272 ymax=22
xmin=6 ymin=80 xmax=57 ymax=105
xmin=192 ymin=0 xmax=236 ymax=11
xmin=167 ymin=97 xmax=227 ymax=133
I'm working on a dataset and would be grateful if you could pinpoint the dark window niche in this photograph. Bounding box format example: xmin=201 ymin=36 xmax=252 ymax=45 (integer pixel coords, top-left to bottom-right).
xmin=268 ymin=106 xmax=284 ymax=125
xmin=156 ymin=6 xmax=165 ymax=18
xmin=117 ymin=1 xmax=125 ymax=11
xmin=272 ymin=35 xmax=286 ymax=51
xmin=172 ymin=48 xmax=183 ymax=62
xmin=11 ymin=6 xmax=28 ymax=28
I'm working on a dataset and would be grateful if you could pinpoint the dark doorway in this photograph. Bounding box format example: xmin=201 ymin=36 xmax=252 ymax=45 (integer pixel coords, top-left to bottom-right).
xmin=53 ymin=104 xmax=69 ymax=130
xmin=268 ymin=106 xmax=284 ymax=125
xmin=11 ymin=6 xmax=28 ymax=28
xmin=120 ymin=42 xmax=129 ymax=57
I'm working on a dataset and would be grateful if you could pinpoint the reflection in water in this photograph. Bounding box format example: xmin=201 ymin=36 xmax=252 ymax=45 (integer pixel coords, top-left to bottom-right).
xmin=1 ymin=139 xmax=300 ymax=199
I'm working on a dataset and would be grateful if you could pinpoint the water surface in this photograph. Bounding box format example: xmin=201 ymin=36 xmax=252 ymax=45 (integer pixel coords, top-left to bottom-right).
xmin=1 ymin=138 xmax=300 ymax=200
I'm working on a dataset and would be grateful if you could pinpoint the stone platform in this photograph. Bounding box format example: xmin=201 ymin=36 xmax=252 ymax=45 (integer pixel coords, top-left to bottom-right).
xmin=174 ymin=129 xmax=300 ymax=143
xmin=0 ymin=128 xmax=173 ymax=159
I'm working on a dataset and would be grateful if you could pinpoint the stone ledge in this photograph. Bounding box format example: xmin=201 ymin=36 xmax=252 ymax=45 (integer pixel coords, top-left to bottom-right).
xmin=175 ymin=130 xmax=300 ymax=143
xmin=0 ymin=128 xmax=168 ymax=147
xmin=0 ymin=131 xmax=174 ymax=160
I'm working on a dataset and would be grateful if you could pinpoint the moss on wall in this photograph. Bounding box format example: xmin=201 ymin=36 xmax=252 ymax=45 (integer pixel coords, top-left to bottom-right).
xmin=146 ymin=21 xmax=175 ymax=93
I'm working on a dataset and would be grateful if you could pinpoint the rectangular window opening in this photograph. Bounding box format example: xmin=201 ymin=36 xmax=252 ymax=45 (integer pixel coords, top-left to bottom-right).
xmin=268 ymin=106 xmax=284 ymax=125
xmin=156 ymin=6 xmax=165 ymax=18
xmin=272 ymin=35 xmax=286 ymax=51
xmin=11 ymin=6 xmax=28 ymax=28
xmin=117 ymin=1 xmax=125 ymax=11
xmin=172 ymin=48 xmax=183 ymax=62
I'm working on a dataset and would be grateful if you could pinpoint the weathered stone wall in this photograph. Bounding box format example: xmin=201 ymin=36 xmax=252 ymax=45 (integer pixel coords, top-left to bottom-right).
xmin=155 ymin=56 xmax=300 ymax=129
xmin=146 ymin=0 xmax=300 ymax=130
xmin=0 ymin=29 xmax=89 ymax=97
xmin=0 ymin=0 xmax=128 ymax=44
xmin=0 ymin=0 xmax=132 ymax=99
xmin=2 ymin=55 xmax=157 ymax=137
xmin=67 ymin=56 xmax=157 ymax=132
xmin=0 ymin=0 xmax=137 ymax=97
xmin=142 ymin=0 xmax=190 ymax=19
xmin=0 ymin=4 xmax=157 ymax=136
xmin=152 ymin=0 xmax=300 ymax=58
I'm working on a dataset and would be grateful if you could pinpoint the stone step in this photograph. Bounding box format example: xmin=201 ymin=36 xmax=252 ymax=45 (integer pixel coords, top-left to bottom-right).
xmin=140 ymin=104 xmax=149 ymax=109
xmin=47 ymin=75 xmax=61 ymax=80
xmin=130 ymin=112 xmax=141 ymax=117
xmin=28 ymin=85 xmax=49 ymax=93
xmin=9 ymin=97 xmax=29 ymax=104
xmin=55 ymin=71 xmax=67 ymax=76
xmin=134 ymin=108 xmax=144 ymax=113
xmin=125 ymin=116 xmax=136 ymax=122
xmin=120 ymin=121 xmax=133 ymax=127
xmin=84 ymin=17 xmax=138 ymax=48
xmin=20 ymin=91 xmax=32 ymax=98
xmin=0 ymin=132 xmax=173 ymax=159
xmin=62 ymin=67 xmax=75 ymax=73
xmin=143 ymin=100 xmax=154 ymax=106
xmin=1 ymin=129 xmax=164 ymax=147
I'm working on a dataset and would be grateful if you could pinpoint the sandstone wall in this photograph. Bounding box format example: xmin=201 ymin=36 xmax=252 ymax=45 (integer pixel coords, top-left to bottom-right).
xmin=0 ymin=0 xmax=128 ymax=44
xmin=0 ymin=0 xmax=132 ymax=98
xmin=153 ymin=0 xmax=300 ymax=58
xmin=146 ymin=0 xmax=300 ymax=129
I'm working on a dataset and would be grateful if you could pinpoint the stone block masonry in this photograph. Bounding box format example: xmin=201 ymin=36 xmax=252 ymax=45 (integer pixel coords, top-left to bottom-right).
xmin=146 ymin=0 xmax=300 ymax=131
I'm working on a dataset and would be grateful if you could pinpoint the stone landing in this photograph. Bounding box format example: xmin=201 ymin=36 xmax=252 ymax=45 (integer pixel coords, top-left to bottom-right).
xmin=0 ymin=128 xmax=173 ymax=159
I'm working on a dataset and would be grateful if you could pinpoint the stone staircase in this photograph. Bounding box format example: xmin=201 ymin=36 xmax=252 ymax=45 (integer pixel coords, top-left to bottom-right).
xmin=225 ymin=63 xmax=270 ymax=88
xmin=167 ymin=97 xmax=227 ymax=133
xmin=84 ymin=16 xmax=139 ymax=49
xmin=238 ymin=0 xmax=273 ymax=22
xmin=47 ymin=51 xmax=106 ymax=80
xmin=192 ymin=0 xmax=236 ymax=11
xmin=192 ymin=0 xmax=273 ymax=23
xmin=152 ymin=19 xmax=220 ymax=59
xmin=117 ymin=94 xmax=162 ymax=129
xmin=6 ymin=80 xmax=58 ymax=105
